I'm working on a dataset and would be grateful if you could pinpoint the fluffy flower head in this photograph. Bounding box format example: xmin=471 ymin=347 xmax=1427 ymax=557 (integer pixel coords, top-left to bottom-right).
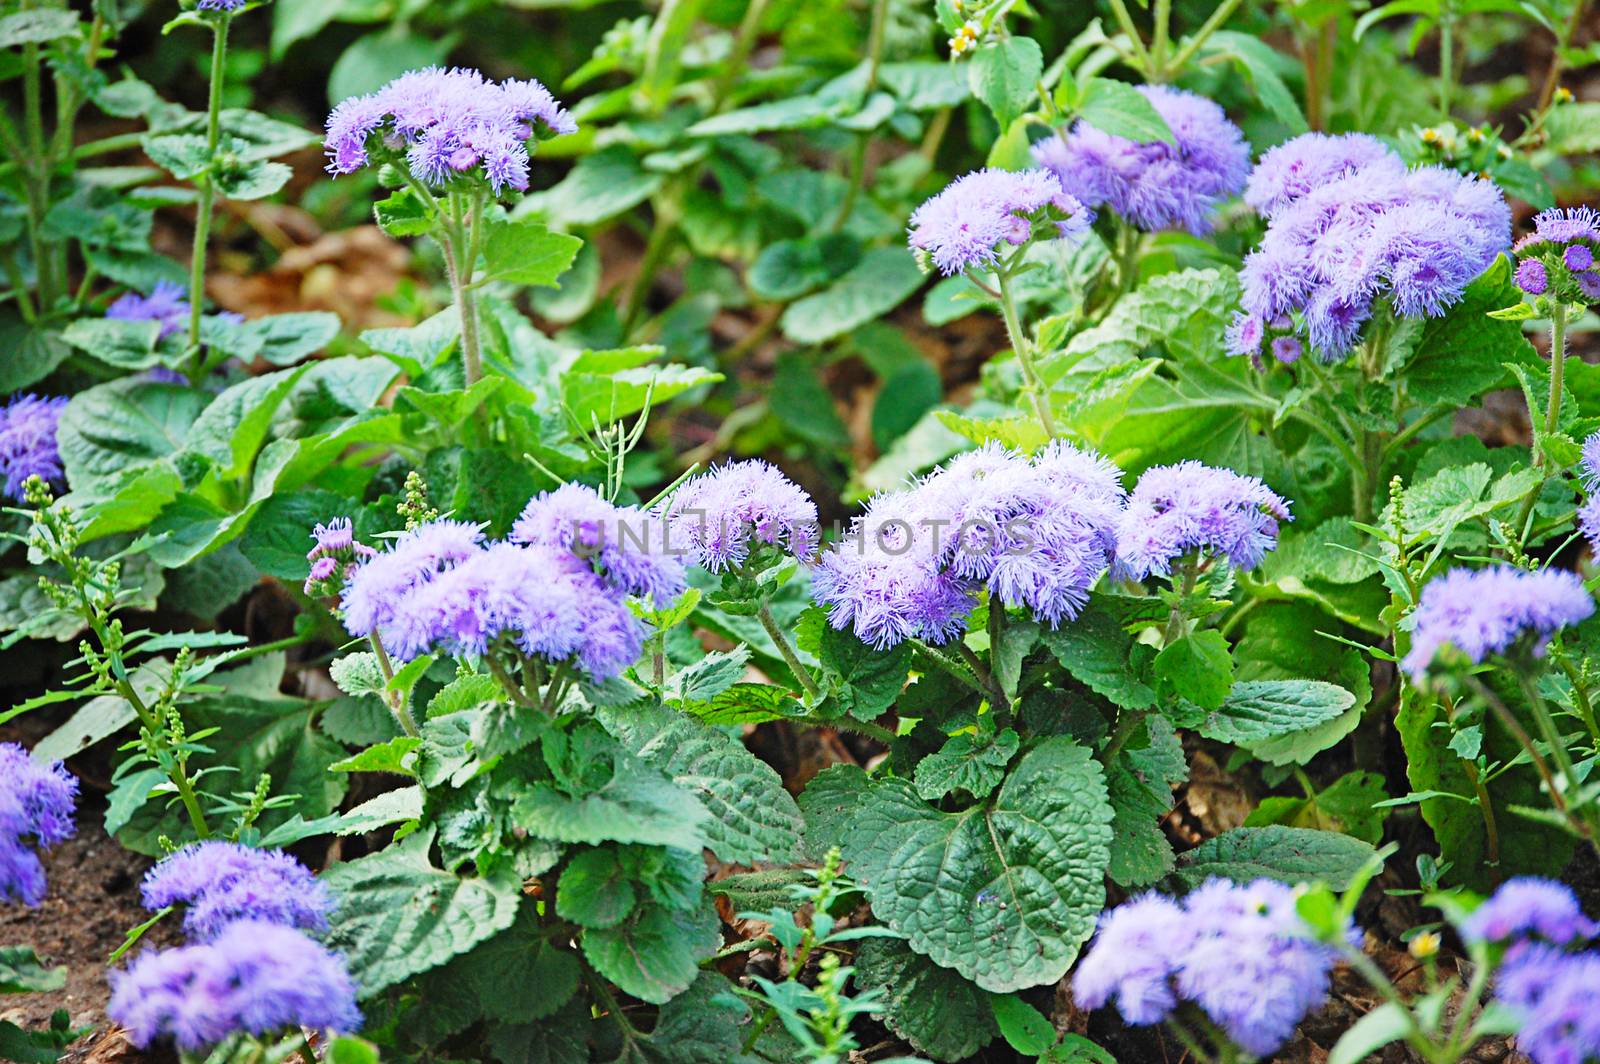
xmin=665 ymin=460 xmax=818 ymax=572
xmin=1493 ymin=945 xmax=1600 ymax=1064
xmin=1032 ymin=85 xmax=1250 ymax=234
xmin=0 ymin=742 xmax=77 ymax=906
xmin=1072 ymin=894 xmax=1191 ymax=1023
xmin=141 ymin=842 xmax=335 ymax=941
xmin=512 ymin=482 xmax=685 ymax=603
xmin=1114 ymin=461 xmax=1291 ymax=581
xmin=1402 ymin=566 xmax=1594 ymax=679
xmin=107 ymin=920 xmax=360 ymax=1051
xmin=0 ymin=394 xmax=67 ymax=500
xmin=908 ymin=168 xmax=1090 ymax=275
xmin=1461 ymin=878 xmax=1598 ymax=946
xmin=106 ymin=280 xmax=190 ymax=340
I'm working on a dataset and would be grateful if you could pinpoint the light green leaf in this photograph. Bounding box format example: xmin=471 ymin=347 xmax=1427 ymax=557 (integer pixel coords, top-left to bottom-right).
xmin=969 ymin=37 xmax=1043 ymax=128
xmin=479 ymin=218 xmax=583 ymax=288
xmin=1173 ymin=825 xmax=1377 ymax=889
xmin=581 ymin=900 xmax=721 ymax=1005
xmin=779 ymin=247 xmax=925 ymax=345
xmin=1174 ymin=679 xmax=1356 ymax=745
xmin=1076 ymin=76 xmax=1175 ymax=143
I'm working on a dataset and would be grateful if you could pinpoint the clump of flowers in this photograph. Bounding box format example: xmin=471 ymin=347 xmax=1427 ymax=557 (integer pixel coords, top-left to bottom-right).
xmin=1461 ymin=877 xmax=1598 ymax=946
xmin=325 ymin=67 xmax=575 ymax=193
xmin=107 ymin=919 xmax=361 ymax=1051
xmin=1113 ymin=461 xmax=1291 ymax=581
xmin=1074 ymin=878 xmax=1346 ymax=1057
xmin=304 ymin=516 xmax=376 ymax=595
xmin=664 ymin=460 xmax=818 ymax=573
xmin=338 ymin=484 xmax=682 ymax=682
xmin=1228 ymin=132 xmax=1511 ymax=363
xmin=1401 ymin=565 xmax=1594 ymax=680
xmin=1577 ymin=432 xmax=1600 ymax=554
xmin=0 ymin=742 xmax=77 ymax=906
xmin=811 ymin=441 xmax=1125 ymax=648
xmin=1031 ymin=85 xmax=1251 ymax=235
xmin=907 ymin=168 xmax=1091 ymax=276
xmin=141 ymin=842 xmax=335 ymax=942
xmin=0 ymin=394 xmax=67 ymax=501
xmin=1513 ymin=206 xmax=1600 ymax=303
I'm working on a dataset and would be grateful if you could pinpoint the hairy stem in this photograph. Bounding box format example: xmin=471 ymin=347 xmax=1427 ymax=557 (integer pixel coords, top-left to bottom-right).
xmin=758 ymin=601 xmax=820 ymax=700
xmin=994 ymin=266 xmax=1059 ymax=437
xmin=185 ymin=20 xmax=229 ymax=373
xmin=368 ymin=635 xmax=420 ymax=737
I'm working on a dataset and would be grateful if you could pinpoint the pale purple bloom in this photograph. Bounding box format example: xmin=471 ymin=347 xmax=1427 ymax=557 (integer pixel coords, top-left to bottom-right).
xmin=907 ymin=168 xmax=1091 ymax=276
xmin=107 ymin=280 xmax=190 ymax=339
xmin=1578 ymin=271 xmax=1600 ymax=301
xmin=197 ymin=0 xmax=246 ymax=9
xmin=0 ymin=743 xmax=77 ymax=906
xmin=1072 ymin=894 xmax=1192 ymax=1023
xmin=325 ymin=67 xmax=574 ymax=193
xmin=1272 ymin=336 xmax=1303 ymax=364
xmin=512 ymin=482 xmax=686 ymax=603
xmin=1566 ymin=245 xmax=1594 ymax=271
xmin=107 ymin=920 xmax=360 ymax=1051
xmin=1461 ymin=878 xmax=1598 ymax=946
xmin=1579 ymin=432 xmax=1600 ymax=492
xmin=1114 ymin=461 xmax=1291 ymax=581
xmin=1402 ymin=566 xmax=1594 ymax=680
xmin=1032 ymin=85 xmax=1250 ymax=235
xmin=339 ymin=519 xmax=485 ymax=653
xmin=1076 ymin=879 xmax=1342 ymax=1057
xmin=1233 ymin=137 xmax=1509 ymax=362
xmin=0 ymin=394 xmax=68 ymax=500
xmin=1225 ymin=313 xmax=1264 ymax=358
xmin=1177 ymin=879 xmax=1343 ymax=1057
xmin=1244 ymin=133 xmax=1400 ymax=219
xmin=1494 ymin=945 xmax=1600 ymax=1064
xmin=141 ymin=842 xmax=334 ymax=942
xmin=665 ymin=460 xmax=818 ymax=573
xmin=1515 ymin=206 xmax=1600 ymax=253
xmin=811 ymin=442 xmax=1124 ymax=647
xmin=1519 ymin=257 xmax=1551 ymax=295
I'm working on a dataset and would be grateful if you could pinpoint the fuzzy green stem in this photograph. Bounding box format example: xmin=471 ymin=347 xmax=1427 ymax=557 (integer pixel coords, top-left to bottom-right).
xmin=758 ymin=601 xmax=820 ymax=700
xmin=994 ymin=266 xmax=1058 ymax=437
xmin=1436 ymin=10 xmax=1455 ymax=117
xmin=1515 ymin=302 xmax=1569 ymax=539
xmin=185 ymin=20 xmax=229 ymax=373
xmin=368 ymin=635 xmax=420 ymax=737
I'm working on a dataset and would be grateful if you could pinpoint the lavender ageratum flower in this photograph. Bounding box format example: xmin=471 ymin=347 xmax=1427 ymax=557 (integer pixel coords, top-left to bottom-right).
xmin=1233 ymin=137 xmax=1510 ymax=362
xmin=1176 ymin=879 xmax=1344 ymax=1057
xmin=1072 ymin=894 xmax=1192 ymax=1023
xmin=1493 ymin=945 xmax=1600 ymax=1064
xmin=324 ymin=67 xmax=575 ymax=193
xmin=1461 ymin=878 xmax=1599 ymax=946
xmin=196 ymin=0 xmax=246 ymax=10
xmin=1566 ymin=244 xmax=1594 ymax=271
xmin=1519 ymin=257 xmax=1551 ymax=295
xmin=813 ymin=442 xmax=1124 ymax=646
xmin=1515 ymin=206 xmax=1600 ymax=253
xmin=512 ymin=482 xmax=685 ymax=603
xmin=665 ymin=460 xmax=819 ymax=572
xmin=1580 ymin=432 xmax=1600 ymax=492
xmin=141 ymin=842 xmax=334 ymax=942
xmin=1114 ymin=461 xmax=1291 ymax=581
xmin=107 ymin=920 xmax=360 ymax=1051
xmin=1578 ymin=271 xmax=1600 ymax=301
xmin=340 ymin=519 xmax=484 ymax=654
xmin=106 ymin=280 xmax=190 ymax=340
xmin=1032 ymin=85 xmax=1250 ymax=235
xmin=1402 ymin=566 xmax=1595 ymax=680
xmin=907 ymin=168 xmax=1091 ymax=276
xmin=1225 ymin=313 xmax=1264 ymax=358
xmin=0 ymin=743 xmax=77 ymax=906
xmin=1272 ymin=336 xmax=1303 ymax=364
xmin=0 ymin=394 xmax=68 ymax=500
xmin=1244 ymin=132 xmax=1400 ymax=219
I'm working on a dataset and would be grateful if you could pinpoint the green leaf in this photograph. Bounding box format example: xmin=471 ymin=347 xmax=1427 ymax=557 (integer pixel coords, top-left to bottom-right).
xmin=1041 ymin=1034 xmax=1118 ymax=1063
xmin=215 ymin=159 xmax=293 ymax=200
xmin=815 ymin=623 xmax=911 ymax=722
xmin=1153 ymin=630 xmax=1234 ymax=711
xmin=969 ymin=37 xmax=1043 ymax=128
xmin=374 ymin=187 xmax=435 ymax=238
xmin=556 ymin=848 xmax=638 ymax=929
xmin=598 ymin=700 xmax=803 ymax=864
xmin=479 ymin=218 xmax=583 ymax=288
xmin=748 ymin=235 xmax=860 ymax=302
xmin=0 ymin=311 xmax=70 ymax=394
xmin=433 ymin=909 xmax=580 ymax=1024
xmin=322 ymin=829 xmax=522 ymax=994
xmin=1544 ymin=101 xmax=1600 ymax=154
xmin=0 ymin=9 xmax=79 ymax=46
xmin=838 ymin=738 xmax=1113 ymax=992
xmin=1202 ymin=33 xmax=1308 ymax=132
xmin=1327 ymin=1002 xmax=1414 ymax=1064
xmin=688 ymin=94 xmax=844 ymax=137
xmin=1076 ymin=77 xmax=1175 ymax=143
xmin=184 ymin=365 xmax=310 ymax=481
xmin=581 ymin=899 xmax=722 ymax=1005
xmin=913 ymin=728 xmax=1019 ymax=801
xmin=329 ymin=737 xmax=421 ymax=776
xmin=524 ymin=145 xmax=662 ymax=227
xmin=852 ymin=938 xmax=998 ymax=1061
xmin=1038 ymin=603 xmax=1156 ymax=710
xmin=1174 ymin=679 xmax=1357 ymax=745
xmin=1173 ymin=826 xmax=1377 ymax=889
xmin=0 ymin=947 xmax=66 ymax=995
xmin=511 ymin=757 xmax=710 ymax=852
xmin=779 ymin=247 xmax=926 ymax=345
xmin=1245 ymin=769 xmax=1390 ymax=845
xmin=60 ymin=318 xmax=162 ymax=370
xmin=57 ymin=379 xmax=207 ymax=495
xmin=991 ymin=994 xmax=1056 ymax=1055
xmin=1404 ymin=256 xmax=1537 ymax=408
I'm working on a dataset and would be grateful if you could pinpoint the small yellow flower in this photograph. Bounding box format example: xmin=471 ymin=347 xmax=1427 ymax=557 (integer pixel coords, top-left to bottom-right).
xmin=1467 ymin=127 xmax=1485 ymax=144
xmin=1556 ymin=86 xmax=1576 ymax=103
xmin=1421 ymin=127 xmax=1441 ymax=145
xmin=1498 ymin=144 xmax=1514 ymax=159
xmin=949 ymin=21 xmax=979 ymax=56
xmin=1410 ymin=931 xmax=1442 ymax=959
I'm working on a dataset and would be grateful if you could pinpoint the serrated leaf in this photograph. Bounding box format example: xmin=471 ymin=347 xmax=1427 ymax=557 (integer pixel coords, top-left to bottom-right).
xmin=556 ymin=848 xmax=638 ymax=929
xmin=480 ymin=218 xmax=583 ymax=288
xmin=913 ymin=728 xmax=1018 ymax=801
xmin=852 ymin=937 xmax=998 ymax=1061
xmin=1076 ymin=77 xmax=1175 ymax=143
xmin=1173 ymin=679 xmax=1356 ymax=745
xmin=779 ymin=247 xmax=925 ymax=345
xmin=598 ymin=701 xmax=802 ymax=864
xmin=1152 ymin=630 xmax=1234 ymax=711
xmin=322 ymin=829 xmax=522 ymax=994
xmin=1038 ymin=604 xmax=1155 ymax=709
xmin=838 ymin=738 xmax=1112 ymax=992
xmin=969 ymin=37 xmax=1043 ymax=127
xmin=511 ymin=755 xmax=710 ymax=853
xmin=1173 ymin=826 xmax=1377 ymax=889
xmin=581 ymin=900 xmax=721 ymax=1005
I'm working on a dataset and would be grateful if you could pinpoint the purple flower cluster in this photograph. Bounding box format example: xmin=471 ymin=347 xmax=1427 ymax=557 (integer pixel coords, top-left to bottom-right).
xmin=305 ymin=516 xmax=376 ymax=595
xmin=1462 ymin=879 xmax=1600 ymax=1064
xmin=107 ymin=920 xmax=360 ymax=1051
xmin=1401 ymin=566 xmax=1594 ymax=680
xmin=1031 ymin=85 xmax=1251 ymax=235
xmin=1514 ymin=207 xmax=1600 ymax=302
xmin=0 ymin=394 xmax=68 ymax=500
xmin=0 ymin=743 xmax=76 ymax=906
xmin=1578 ymin=432 xmax=1600 ymax=555
xmin=1113 ymin=461 xmax=1291 ymax=581
xmin=811 ymin=441 xmax=1125 ymax=648
xmin=196 ymin=0 xmax=246 ymax=11
xmin=107 ymin=280 xmax=189 ymax=340
xmin=141 ymin=842 xmax=334 ymax=942
xmin=907 ymin=168 xmax=1091 ymax=276
xmin=665 ymin=460 xmax=818 ymax=573
xmin=1074 ymin=878 xmax=1344 ymax=1057
xmin=1229 ymin=133 xmax=1510 ymax=362
xmin=325 ymin=67 xmax=575 ymax=193
xmin=339 ymin=484 xmax=682 ymax=681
